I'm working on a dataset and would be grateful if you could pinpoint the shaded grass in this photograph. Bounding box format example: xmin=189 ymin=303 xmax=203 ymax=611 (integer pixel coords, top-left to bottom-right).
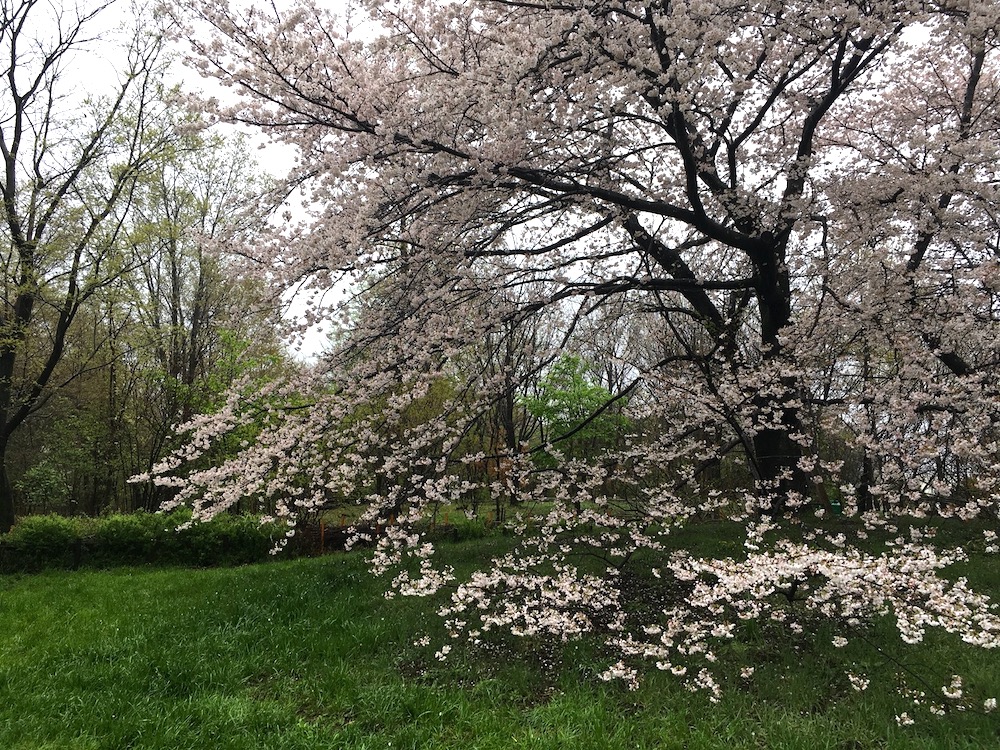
xmin=0 ymin=531 xmax=998 ymax=749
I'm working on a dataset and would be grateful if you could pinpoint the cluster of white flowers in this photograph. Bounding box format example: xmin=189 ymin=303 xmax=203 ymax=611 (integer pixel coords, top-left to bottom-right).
xmin=847 ymin=672 xmax=869 ymax=692
xmin=984 ymin=531 xmax=998 ymax=555
xmin=599 ymin=661 xmax=639 ymax=691
xmin=942 ymin=675 xmax=963 ymax=701
xmin=439 ymin=558 xmax=625 ymax=642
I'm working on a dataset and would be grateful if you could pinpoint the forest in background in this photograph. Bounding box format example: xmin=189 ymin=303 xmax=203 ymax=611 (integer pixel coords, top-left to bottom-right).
xmin=0 ymin=0 xmax=642 ymax=525
xmin=0 ymin=0 xmax=293 ymax=523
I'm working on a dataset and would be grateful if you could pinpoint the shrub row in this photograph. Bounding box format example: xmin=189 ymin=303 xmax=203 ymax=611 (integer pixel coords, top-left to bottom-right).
xmin=0 ymin=511 xmax=294 ymax=573
xmin=0 ymin=506 xmax=511 ymax=574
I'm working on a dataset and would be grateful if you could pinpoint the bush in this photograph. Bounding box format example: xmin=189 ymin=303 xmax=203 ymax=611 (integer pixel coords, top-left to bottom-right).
xmin=0 ymin=511 xmax=287 ymax=573
xmin=0 ymin=514 xmax=85 ymax=572
xmin=88 ymin=512 xmax=165 ymax=566
xmin=173 ymin=512 xmax=281 ymax=567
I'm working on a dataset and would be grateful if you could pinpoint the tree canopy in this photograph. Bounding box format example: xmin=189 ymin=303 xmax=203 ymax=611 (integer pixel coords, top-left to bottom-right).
xmin=0 ymin=0 xmax=290 ymax=524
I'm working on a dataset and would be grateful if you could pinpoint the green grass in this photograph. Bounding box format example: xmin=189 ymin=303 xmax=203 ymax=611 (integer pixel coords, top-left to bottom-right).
xmin=0 ymin=533 xmax=998 ymax=749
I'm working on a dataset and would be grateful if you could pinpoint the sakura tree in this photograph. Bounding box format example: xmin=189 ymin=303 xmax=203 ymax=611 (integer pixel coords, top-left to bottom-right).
xmin=151 ymin=0 xmax=1000 ymax=710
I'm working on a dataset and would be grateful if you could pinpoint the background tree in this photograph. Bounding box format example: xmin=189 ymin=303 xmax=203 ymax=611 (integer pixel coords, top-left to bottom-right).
xmin=0 ymin=0 xmax=174 ymax=531
xmin=120 ymin=124 xmax=284 ymax=511
xmin=523 ymin=353 xmax=629 ymax=467
xmin=4 ymin=114 xmax=288 ymax=516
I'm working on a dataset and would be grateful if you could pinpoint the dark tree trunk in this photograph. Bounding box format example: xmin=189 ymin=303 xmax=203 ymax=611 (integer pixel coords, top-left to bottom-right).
xmin=0 ymin=448 xmax=16 ymax=533
xmin=857 ymin=451 xmax=877 ymax=514
xmin=752 ymin=420 xmax=807 ymax=510
xmin=751 ymin=238 xmax=808 ymax=512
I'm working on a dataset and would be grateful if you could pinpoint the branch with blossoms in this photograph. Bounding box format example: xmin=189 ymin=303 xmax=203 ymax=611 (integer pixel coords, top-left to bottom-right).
xmin=599 ymin=541 xmax=1000 ymax=704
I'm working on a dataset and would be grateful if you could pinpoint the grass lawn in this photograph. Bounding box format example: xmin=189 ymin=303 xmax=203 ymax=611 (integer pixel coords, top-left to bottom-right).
xmin=0 ymin=531 xmax=998 ymax=749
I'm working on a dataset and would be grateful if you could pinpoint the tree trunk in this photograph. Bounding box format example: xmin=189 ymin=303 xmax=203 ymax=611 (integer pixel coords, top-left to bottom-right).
xmin=752 ymin=239 xmax=808 ymax=512
xmin=752 ymin=420 xmax=807 ymax=512
xmin=857 ymin=450 xmax=876 ymax=514
xmin=0 ymin=448 xmax=16 ymax=533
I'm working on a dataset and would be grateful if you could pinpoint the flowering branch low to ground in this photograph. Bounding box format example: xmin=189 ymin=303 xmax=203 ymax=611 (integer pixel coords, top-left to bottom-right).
xmin=378 ymin=497 xmax=1000 ymax=713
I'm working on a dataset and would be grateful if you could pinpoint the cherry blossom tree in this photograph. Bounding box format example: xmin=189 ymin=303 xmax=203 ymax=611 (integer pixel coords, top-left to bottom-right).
xmin=152 ymin=0 xmax=1000 ymax=708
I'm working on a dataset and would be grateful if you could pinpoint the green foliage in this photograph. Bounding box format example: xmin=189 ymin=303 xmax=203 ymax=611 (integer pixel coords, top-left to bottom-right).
xmin=174 ymin=512 xmax=284 ymax=567
xmin=1 ymin=109 xmax=293 ymax=519
xmin=12 ymin=409 xmax=110 ymax=515
xmin=522 ymin=355 xmax=629 ymax=466
xmin=194 ymin=328 xmax=291 ymax=417
xmin=1 ymin=514 xmax=82 ymax=570
xmin=89 ymin=511 xmax=163 ymax=563
xmin=0 ymin=511 xmax=286 ymax=572
xmin=14 ymin=460 xmax=72 ymax=513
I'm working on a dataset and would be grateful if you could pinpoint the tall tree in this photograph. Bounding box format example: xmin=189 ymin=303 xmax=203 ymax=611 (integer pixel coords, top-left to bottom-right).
xmin=155 ymin=0 xmax=1000 ymax=701
xmin=5 ymin=118 xmax=287 ymax=516
xmin=0 ymin=0 xmax=173 ymax=530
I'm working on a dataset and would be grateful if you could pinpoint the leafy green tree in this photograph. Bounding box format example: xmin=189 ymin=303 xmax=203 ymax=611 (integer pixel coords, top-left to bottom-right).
xmin=523 ymin=354 xmax=629 ymax=467
xmin=3 ymin=99 xmax=288 ymax=518
xmin=118 ymin=124 xmax=286 ymax=510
